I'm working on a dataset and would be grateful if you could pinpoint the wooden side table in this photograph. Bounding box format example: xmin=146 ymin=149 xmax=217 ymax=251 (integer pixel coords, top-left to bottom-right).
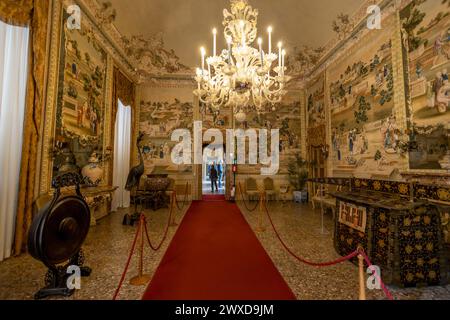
xmin=81 ymin=186 xmax=118 ymax=226
xmin=36 ymin=185 xmax=118 ymax=227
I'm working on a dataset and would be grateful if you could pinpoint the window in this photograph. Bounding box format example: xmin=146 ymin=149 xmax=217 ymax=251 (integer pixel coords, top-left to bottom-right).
xmin=0 ymin=20 xmax=30 ymax=261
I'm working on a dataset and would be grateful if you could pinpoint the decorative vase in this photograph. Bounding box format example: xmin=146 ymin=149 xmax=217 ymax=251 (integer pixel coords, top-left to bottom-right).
xmin=293 ymin=190 xmax=308 ymax=203
xmin=81 ymin=152 xmax=103 ymax=187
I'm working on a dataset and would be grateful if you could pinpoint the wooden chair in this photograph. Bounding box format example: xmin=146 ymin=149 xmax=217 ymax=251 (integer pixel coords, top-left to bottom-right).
xmin=312 ymin=184 xmax=343 ymax=219
xmin=245 ymin=177 xmax=259 ymax=201
xmin=278 ymin=185 xmax=290 ymax=204
xmin=264 ymin=177 xmax=277 ymax=201
xmin=312 ymin=185 xmax=328 ymax=210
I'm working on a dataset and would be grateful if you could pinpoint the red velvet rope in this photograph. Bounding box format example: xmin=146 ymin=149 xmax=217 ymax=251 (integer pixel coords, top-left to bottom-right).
xmin=113 ymin=194 xmax=177 ymax=299
xmin=264 ymin=203 xmax=359 ymax=266
xmin=237 ymin=182 xmax=260 ymax=212
xmin=112 ymin=218 xmax=142 ymax=300
xmin=358 ymin=249 xmax=394 ymax=300
xmin=143 ymin=199 xmax=174 ymax=251
xmin=263 ymin=202 xmax=395 ymax=300
xmin=174 ymin=183 xmax=190 ymax=211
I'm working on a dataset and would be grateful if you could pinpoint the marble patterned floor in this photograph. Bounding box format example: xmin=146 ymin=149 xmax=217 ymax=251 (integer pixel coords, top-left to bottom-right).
xmin=0 ymin=200 xmax=449 ymax=300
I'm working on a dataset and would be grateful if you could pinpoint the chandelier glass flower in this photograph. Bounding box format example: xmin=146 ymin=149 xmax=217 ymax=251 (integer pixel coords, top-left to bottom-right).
xmin=194 ymin=0 xmax=291 ymax=116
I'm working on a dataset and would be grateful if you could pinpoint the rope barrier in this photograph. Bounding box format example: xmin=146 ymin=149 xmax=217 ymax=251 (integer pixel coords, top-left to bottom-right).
xmin=237 ymin=182 xmax=260 ymax=212
xmin=262 ymin=200 xmax=395 ymax=300
xmin=113 ymin=217 xmax=142 ymax=300
xmin=143 ymin=194 xmax=174 ymax=251
xmin=174 ymin=182 xmax=190 ymax=211
xmin=263 ymin=202 xmax=358 ymax=266
xmin=114 ymin=189 xmax=394 ymax=300
xmin=113 ymin=192 xmax=178 ymax=300
xmin=358 ymin=249 xmax=394 ymax=300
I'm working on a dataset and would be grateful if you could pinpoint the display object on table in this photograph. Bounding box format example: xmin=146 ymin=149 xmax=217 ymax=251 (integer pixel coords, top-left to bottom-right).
xmin=81 ymin=152 xmax=104 ymax=187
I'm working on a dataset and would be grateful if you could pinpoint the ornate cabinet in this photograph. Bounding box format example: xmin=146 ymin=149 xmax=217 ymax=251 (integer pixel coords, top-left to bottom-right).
xmin=332 ymin=190 xmax=448 ymax=287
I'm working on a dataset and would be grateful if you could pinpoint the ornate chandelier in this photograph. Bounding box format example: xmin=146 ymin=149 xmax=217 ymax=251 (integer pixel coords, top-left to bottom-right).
xmin=194 ymin=0 xmax=291 ymax=118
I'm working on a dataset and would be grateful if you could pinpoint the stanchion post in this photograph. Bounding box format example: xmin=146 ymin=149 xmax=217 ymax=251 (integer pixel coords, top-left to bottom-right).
xmin=358 ymin=246 xmax=366 ymax=300
xmin=255 ymin=192 xmax=266 ymax=233
xmin=170 ymin=192 xmax=178 ymax=227
xmin=130 ymin=215 xmax=152 ymax=286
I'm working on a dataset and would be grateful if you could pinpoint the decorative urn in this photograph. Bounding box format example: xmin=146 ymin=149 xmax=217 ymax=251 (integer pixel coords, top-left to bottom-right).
xmin=81 ymin=152 xmax=104 ymax=186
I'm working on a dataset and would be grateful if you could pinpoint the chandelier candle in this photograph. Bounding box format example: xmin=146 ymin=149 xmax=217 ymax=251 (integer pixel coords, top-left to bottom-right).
xmin=258 ymin=38 xmax=264 ymax=64
xmin=278 ymin=42 xmax=282 ymax=68
xmin=213 ymin=28 xmax=217 ymax=57
xmin=201 ymin=47 xmax=206 ymax=75
xmin=267 ymin=26 xmax=272 ymax=54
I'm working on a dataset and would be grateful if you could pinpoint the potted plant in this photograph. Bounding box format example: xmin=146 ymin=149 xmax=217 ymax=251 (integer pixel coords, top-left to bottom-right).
xmin=288 ymin=155 xmax=309 ymax=203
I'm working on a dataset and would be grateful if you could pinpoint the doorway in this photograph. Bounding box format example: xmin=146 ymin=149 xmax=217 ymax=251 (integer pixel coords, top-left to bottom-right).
xmin=308 ymin=145 xmax=326 ymax=198
xmin=202 ymin=144 xmax=226 ymax=195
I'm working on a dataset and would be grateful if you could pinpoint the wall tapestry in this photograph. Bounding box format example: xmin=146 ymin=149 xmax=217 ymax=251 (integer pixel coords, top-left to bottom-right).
xmin=139 ymin=97 xmax=193 ymax=175
xmin=235 ymin=91 xmax=302 ymax=175
xmin=53 ymin=9 xmax=107 ymax=179
xmin=401 ymin=0 xmax=450 ymax=170
xmin=328 ymin=18 xmax=403 ymax=177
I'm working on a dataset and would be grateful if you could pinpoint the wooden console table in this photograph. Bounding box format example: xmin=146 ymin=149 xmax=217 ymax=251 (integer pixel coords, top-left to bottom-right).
xmin=80 ymin=186 xmax=118 ymax=226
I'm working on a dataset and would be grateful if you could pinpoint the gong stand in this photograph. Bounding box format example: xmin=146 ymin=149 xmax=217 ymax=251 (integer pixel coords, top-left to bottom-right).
xmin=28 ymin=172 xmax=92 ymax=300
xmin=123 ymin=185 xmax=142 ymax=226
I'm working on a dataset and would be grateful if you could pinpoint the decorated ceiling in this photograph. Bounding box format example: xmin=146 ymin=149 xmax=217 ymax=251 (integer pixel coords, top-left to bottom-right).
xmin=89 ymin=0 xmax=366 ymax=79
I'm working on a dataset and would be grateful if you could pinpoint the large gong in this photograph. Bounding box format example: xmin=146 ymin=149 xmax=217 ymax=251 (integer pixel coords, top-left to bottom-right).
xmin=28 ymin=172 xmax=92 ymax=299
xmin=28 ymin=196 xmax=90 ymax=266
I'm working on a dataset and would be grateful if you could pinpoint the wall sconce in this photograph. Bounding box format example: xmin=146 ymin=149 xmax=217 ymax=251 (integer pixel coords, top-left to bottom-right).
xmin=49 ymin=139 xmax=64 ymax=159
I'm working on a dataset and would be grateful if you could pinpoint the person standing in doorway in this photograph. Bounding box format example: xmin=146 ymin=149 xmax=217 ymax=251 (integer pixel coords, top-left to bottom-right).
xmin=217 ymin=161 xmax=223 ymax=189
xmin=210 ymin=162 xmax=218 ymax=193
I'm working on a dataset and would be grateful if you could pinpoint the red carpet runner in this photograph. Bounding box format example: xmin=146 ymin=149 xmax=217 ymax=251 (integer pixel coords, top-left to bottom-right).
xmin=142 ymin=197 xmax=296 ymax=300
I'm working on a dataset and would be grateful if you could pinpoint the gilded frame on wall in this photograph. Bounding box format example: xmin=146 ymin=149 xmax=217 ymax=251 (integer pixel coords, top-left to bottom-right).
xmin=52 ymin=4 xmax=108 ymax=179
xmin=40 ymin=0 xmax=115 ymax=194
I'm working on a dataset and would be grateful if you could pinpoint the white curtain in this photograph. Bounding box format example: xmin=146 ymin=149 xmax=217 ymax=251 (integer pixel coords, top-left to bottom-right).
xmin=111 ymin=100 xmax=132 ymax=211
xmin=0 ymin=21 xmax=30 ymax=261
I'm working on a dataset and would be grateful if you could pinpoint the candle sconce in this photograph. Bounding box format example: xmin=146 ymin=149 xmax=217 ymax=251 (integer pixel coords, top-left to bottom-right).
xmin=49 ymin=139 xmax=65 ymax=159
